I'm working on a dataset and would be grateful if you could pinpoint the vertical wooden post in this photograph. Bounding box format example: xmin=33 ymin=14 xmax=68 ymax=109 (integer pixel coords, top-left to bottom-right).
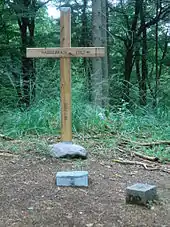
xmin=60 ymin=7 xmax=72 ymax=142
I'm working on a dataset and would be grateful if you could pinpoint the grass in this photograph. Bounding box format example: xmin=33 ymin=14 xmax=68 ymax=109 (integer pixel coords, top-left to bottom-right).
xmin=0 ymin=99 xmax=60 ymax=137
xmin=0 ymin=98 xmax=170 ymax=161
xmin=0 ymin=136 xmax=50 ymax=157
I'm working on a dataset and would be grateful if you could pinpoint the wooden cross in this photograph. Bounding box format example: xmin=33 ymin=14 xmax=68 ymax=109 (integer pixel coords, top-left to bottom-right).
xmin=27 ymin=7 xmax=105 ymax=143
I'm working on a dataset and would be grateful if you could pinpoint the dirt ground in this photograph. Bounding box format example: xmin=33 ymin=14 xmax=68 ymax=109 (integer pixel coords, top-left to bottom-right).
xmin=0 ymin=153 xmax=170 ymax=227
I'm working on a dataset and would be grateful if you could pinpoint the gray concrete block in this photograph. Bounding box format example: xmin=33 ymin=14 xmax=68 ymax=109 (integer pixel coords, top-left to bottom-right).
xmin=126 ymin=183 xmax=157 ymax=205
xmin=56 ymin=171 xmax=88 ymax=187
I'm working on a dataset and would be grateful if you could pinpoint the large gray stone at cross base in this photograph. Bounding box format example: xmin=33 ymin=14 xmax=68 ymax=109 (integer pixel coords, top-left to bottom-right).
xmin=49 ymin=142 xmax=88 ymax=159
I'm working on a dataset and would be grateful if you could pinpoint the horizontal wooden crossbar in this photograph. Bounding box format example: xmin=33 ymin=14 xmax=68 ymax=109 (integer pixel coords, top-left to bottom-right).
xmin=26 ymin=47 xmax=105 ymax=58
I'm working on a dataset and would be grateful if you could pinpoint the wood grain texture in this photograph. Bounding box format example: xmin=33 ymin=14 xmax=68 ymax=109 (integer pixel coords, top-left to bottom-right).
xmin=26 ymin=47 xmax=105 ymax=58
xmin=26 ymin=7 xmax=105 ymax=143
xmin=60 ymin=7 xmax=72 ymax=142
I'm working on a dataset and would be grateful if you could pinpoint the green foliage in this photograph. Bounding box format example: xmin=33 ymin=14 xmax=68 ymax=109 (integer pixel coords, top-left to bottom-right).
xmin=0 ymin=98 xmax=170 ymax=161
xmin=0 ymin=0 xmax=170 ymax=163
xmin=0 ymin=96 xmax=169 ymax=138
xmin=0 ymin=99 xmax=60 ymax=137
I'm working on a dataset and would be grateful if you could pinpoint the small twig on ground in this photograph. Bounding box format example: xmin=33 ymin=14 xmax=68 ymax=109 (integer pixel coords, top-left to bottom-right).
xmin=116 ymin=147 xmax=126 ymax=153
xmin=160 ymin=168 xmax=170 ymax=174
xmin=0 ymin=152 xmax=18 ymax=157
xmin=122 ymin=139 xmax=170 ymax=146
xmin=112 ymin=159 xmax=158 ymax=170
xmin=116 ymin=146 xmax=159 ymax=162
xmin=112 ymin=159 xmax=170 ymax=174
xmin=0 ymin=134 xmax=13 ymax=141
xmin=132 ymin=151 xmax=159 ymax=162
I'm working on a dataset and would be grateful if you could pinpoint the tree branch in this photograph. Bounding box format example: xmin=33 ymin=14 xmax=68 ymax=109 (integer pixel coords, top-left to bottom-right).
xmin=113 ymin=34 xmax=126 ymax=42
xmin=108 ymin=2 xmax=130 ymax=30
xmin=36 ymin=0 xmax=51 ymax=11
xmin=138 ymin=5 xmax=170 ymax=36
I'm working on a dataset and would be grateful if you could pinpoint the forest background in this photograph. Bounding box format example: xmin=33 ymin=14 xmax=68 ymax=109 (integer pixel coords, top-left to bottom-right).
xmin=0 ymin=0 xmax=170 ymax=160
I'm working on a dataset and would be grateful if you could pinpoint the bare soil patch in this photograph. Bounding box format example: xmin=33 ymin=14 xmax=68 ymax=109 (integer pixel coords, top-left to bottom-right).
xmin=0 ymin=152 xmax=170 ymax=227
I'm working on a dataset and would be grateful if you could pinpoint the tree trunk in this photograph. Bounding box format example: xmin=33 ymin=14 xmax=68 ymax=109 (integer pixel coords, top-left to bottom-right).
xmin=101 ymin=0 xmax=109 ymax=107
xmin=122 ymin=0 xmax=141 ymax=103
xmin=81 ymin=0 xmax=92 ymax=102
xmin=18 ymin=17 xmax=35 ymax=107
xmin=92 ymin=0 xmax=103 ymax=106
xmin=10 ymin=0 xmax=39 ymax=107
xmin=140 ymin=34 xmax=147 ymax=106
xmin=140 ymin=1 xmax=147 ymax=106
xmin=135 ymin=42 xmax=143 ymax=102
xmin=159 ymin=32 xmax=168 ymax=78
xmin=153 ymin=0 xmax=159 ymax=107
xmin=123 ymin=45 xmax=134 ymax=102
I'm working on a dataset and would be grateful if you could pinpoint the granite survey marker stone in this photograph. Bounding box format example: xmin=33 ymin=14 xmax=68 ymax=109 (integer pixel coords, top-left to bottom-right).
xmin=56 ymin=171 xmax=88 ymax=187
xmin=126 ymin=183 xmax=157 ymax=205
xmin=49 ymin=142 xmax=88 ymax=159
